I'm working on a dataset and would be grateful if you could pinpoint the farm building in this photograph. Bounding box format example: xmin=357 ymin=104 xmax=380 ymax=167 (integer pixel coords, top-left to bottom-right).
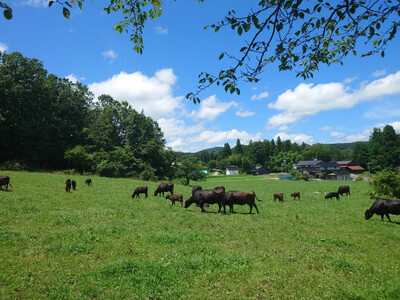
xmin=293 ymin=159 xmax=356 ymax=180
xmin=250 ymin=165 xmax=270 ymax=175
xmin=226 ymin=167 xmax=239 ymax=175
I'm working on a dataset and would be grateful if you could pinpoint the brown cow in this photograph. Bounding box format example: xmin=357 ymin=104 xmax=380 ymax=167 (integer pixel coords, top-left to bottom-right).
xmin=224 ymin=191 xmax=261 ymax=214
xmin=166 ymin=194 xmax=183 ymax=207
xmin=0 ymin=175 xmax=11 ymax=190
xmin=274 ymin=193 xmax=284 ymax=202
xmin=154 ymin=183 xmax=174 ymax=196
xmin=290 ymin=192 xmax=300 ymax=200
xmin=184 ymin=186 xmax=226 ymax=213
xmin=85 ymin=178 xmax=93 ymax=186
xmin=66 ymin=179 xmax=72 ymax=192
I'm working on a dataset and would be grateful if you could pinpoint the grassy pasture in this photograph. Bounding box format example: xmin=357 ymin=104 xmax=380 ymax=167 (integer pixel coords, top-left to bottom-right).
xmin=0 ymin=171 xmax=400 ymax=299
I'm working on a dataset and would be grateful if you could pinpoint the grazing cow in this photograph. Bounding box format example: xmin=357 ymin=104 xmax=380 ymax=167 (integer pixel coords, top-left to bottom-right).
xmin=85 ymin=178 xmax=92 ymax=186
xmin=132 ymin=186 xmax=148 ymax=198
xmin=166 ymin=194 xmax=183 ymax=207
xmin=338 ymin=185 xmax=350 ymax=196
xmin=273 ymin=193 xmax=284 ymax=202
xmin=0 ymin=175 xmax=11 ymax=190
xmin=154 ymin=183 xmax=174 ymax=196
xmin=224 ymin=190 xmax=261 ymax=213
xmin=184 ymin=186 xmax=226 ymax=213
xmin=325 ymin=192 xmax=340 ymax=200
xmin=66 ymin=179 xmax=72 ymax=192
xmin=290 ymin=192 xmax=301 ymax=200
xmin=365 ymin=198 xmax=400 ymax=222
xmin=71 ymin=180 xmax=76 ymax=190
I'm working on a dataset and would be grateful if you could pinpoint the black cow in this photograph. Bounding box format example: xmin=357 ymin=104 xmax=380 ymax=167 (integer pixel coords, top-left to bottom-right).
xmin=71 ymin=180 xmax=76 ymax=190
xmin=184 ymin=186 xmax=226 ymax=213
xmin=338 ymin=185 xmax=350 ymax=196
xmin=85 ymin=178 xmax=93 ymax=186
xmin=325 ymin=192 xmax=340 ymax=200
xmin=132 ymin=186 xmax=148 ymax=198
xmin=365 ymin=198 xmax=400 ymax=222
xmin=0 ymin=175 xmax=11 ymax=190
xmin=66 ymin=179 xmax=72 ymax=192
xmin=290 ymin=192 xmax=301 ymax=200
xmin=166 ymin=194 xmax=183 ymax=207
xmin=224 ymin=190 xmax=261 ymax=213
xmin=273 ymin=193 xmax=284 ymax=202
xmin=192 ymin=185 xmax=202 ymax=195
xmin=154 ymin=183 xmax=174 ymax=196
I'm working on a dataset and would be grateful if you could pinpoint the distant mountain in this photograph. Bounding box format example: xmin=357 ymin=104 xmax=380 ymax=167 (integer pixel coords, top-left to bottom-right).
xmin=195 ymin=147 xmax=223 ymax=154
xmin=326 ymin=141 xmax=369 ymax=151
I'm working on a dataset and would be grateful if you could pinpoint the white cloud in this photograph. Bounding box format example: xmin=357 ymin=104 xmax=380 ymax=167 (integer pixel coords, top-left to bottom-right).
xmin=88 ymin=69 xmax=183 ymax=119
xmin=372 ymin=70 xmax=386 ymax=77
xmin=155 ymin=26 xmax=168 ymax=34
xmin=345 ymin=129 xmax=371 ymax=143
xmin=389 ymin=121 xmax=400 ymax=132
xmin=319 ymin=126 xmax=332 ymax=131
xmin=22 ymin=0 xmax=48 ymax=7
xmin=101 ymin=50 xmax=117 ymax=60
xmin=251 ymin=91 xmax=269 ymax=100
xmin=330 ymin=131 xmax=346 ymax=139
xmin=266 ymin=71 xmax=400 ymax=130
xmin=188 ymin=95 xmax=237 ymax=121
xmin=0 ymin=42 xmax=8 ymax=52
xmin=157 ymin=118 xmax=203 ymax=142
xmin=65 ymin=74 xmax=85 ymax=83
xmin=236 ymin=110 xmax=255 ymax=117
xmin=272 ymin=132 xmax=314 ymax=145
xmin=191 ymin=129 xmax=263 ymax=147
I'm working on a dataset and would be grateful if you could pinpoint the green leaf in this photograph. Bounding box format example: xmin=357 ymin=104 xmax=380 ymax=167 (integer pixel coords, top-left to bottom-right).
xmin=63 ymin=7 xmax=70 ymax=19
xmin=219 ymin=53 xmax=224 ymax=60
xmin=49 ymin=1 xmax=54 ymax=7
xmin=3 ymin=8 xmax=11 ymax=20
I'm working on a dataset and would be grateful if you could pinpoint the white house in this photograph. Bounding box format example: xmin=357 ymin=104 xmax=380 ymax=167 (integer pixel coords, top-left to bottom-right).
xmin=226 ymin=167 xmax=239 ymax=175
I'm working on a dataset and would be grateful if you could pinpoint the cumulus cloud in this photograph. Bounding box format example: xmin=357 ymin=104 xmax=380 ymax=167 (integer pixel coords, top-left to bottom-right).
xmin=345 ymin=129 xmax=371 ymax=143
xmin=272 ymin=132 xmax=314 ymax=145
xmin=188 ymin=95 xmax=237 ymax=121
xmin=251 ymin=91 xmax=269 ymax=100
xmin=101 ymin=50 xmax=117 ymax=61
xmin=65 ymin=74 xmax=85 ymax=83
xmin=88 ymin=69 xmax=183 ymax=119
xmin=330 ymin=131 xmax=346 ymax=139
xmin=0 ymin=42 xmax=8 ymax=52
xmin=155 ymin=26 xmax=168 ymax=34
xmin=236 ymin=110 xmax=255 ymax=117
xmin=266 ymin=71 xmax=400 ymax=130
xmin=389 ymin=121 xmax=400 ymax=132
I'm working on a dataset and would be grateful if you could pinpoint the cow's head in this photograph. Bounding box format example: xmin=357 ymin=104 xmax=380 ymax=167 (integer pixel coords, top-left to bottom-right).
xmin=365 ymin=210 xmax=373 ymax=220
xmin=184 ymin=197 xmax=195 ymax=208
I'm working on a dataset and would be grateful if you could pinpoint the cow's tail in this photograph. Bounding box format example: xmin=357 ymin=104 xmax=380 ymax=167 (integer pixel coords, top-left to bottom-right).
xmin=254 ymin=191 xmax=262 ymax=202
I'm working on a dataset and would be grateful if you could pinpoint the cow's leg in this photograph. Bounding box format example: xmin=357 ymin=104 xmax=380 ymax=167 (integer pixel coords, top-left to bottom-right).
xmin=249 ymin=204 xmax=253 ymax=214
xmin=381 ymin=214 xmax=384 ymax=221
xmin=217 ymin=203 xmax=222 ymax=213
xmin=386 ymin=213 xmax=392 ymax=222
xmin=254 ymin=203 xmax=259 ymax=214
xmin=230 ymin=204 xmax=233 ymax=213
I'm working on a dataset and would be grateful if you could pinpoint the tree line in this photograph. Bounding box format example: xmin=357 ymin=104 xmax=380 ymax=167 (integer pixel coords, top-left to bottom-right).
xmin=1 ymin=51 xmax=399 ymax=183
xmin=182 ymin=126 xmax=400 ymax=175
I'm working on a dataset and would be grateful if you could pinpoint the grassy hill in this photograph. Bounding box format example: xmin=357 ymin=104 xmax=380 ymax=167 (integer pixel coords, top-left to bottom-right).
xmin=1 ymin=171 xmax=399 ymax=299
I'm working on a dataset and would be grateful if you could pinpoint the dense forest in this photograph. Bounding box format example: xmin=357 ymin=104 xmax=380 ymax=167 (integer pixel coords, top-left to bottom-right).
xmin=1 ymin=52 xmax=400 ymax=181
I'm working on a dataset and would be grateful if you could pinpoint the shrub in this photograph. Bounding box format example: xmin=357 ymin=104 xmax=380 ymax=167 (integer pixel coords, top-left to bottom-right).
xmin=370 ymin=171 xmax=400 ymax=198
xmin=139 ymin=169 xmax=157 ymax=181
xmin=64 ymin=169 xmax=77 ymax=175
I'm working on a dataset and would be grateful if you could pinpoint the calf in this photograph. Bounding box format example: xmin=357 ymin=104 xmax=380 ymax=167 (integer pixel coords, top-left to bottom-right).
xmin=325 ymin=192 xmax=340 ymax=200
xmin=85 ymin=178 xmax=93 ymax=186
xmin=365 ymin=198 xmax=400 ymax=222
xmin=71 ymin=180 xmax=76 ymax=190
xmin=338 ymin=185 xmax=350 ymax=196
xmin=273 ymin=193 xmax=284 ymax=202
xmin=132 ymin=186 xmax=148 ymax=198
xmin=290 ymin=192 xmax=301 ymax=200
xmin=0 ymin=175 xmax=11 ymax=190
xmin=166 ymin=194 xmax=183 ymax=207
xmin=66 ymin=179 xmax=72 ymax=192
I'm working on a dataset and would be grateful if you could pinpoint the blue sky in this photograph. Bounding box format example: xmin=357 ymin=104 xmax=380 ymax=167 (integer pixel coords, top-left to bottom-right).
xmin=2 ymin=0 xmax=400 ymax=152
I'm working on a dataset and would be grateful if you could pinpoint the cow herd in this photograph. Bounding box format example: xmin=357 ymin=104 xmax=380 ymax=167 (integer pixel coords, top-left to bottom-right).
xmin=65 ymin=178 xmax=92 ymax=192
xmin=1 ymin=174 xmax=400 ymax=222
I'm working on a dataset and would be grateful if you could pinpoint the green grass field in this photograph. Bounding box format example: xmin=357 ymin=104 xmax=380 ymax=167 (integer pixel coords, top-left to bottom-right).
xmin=1 ymin=171 xmax=399 ymax=299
